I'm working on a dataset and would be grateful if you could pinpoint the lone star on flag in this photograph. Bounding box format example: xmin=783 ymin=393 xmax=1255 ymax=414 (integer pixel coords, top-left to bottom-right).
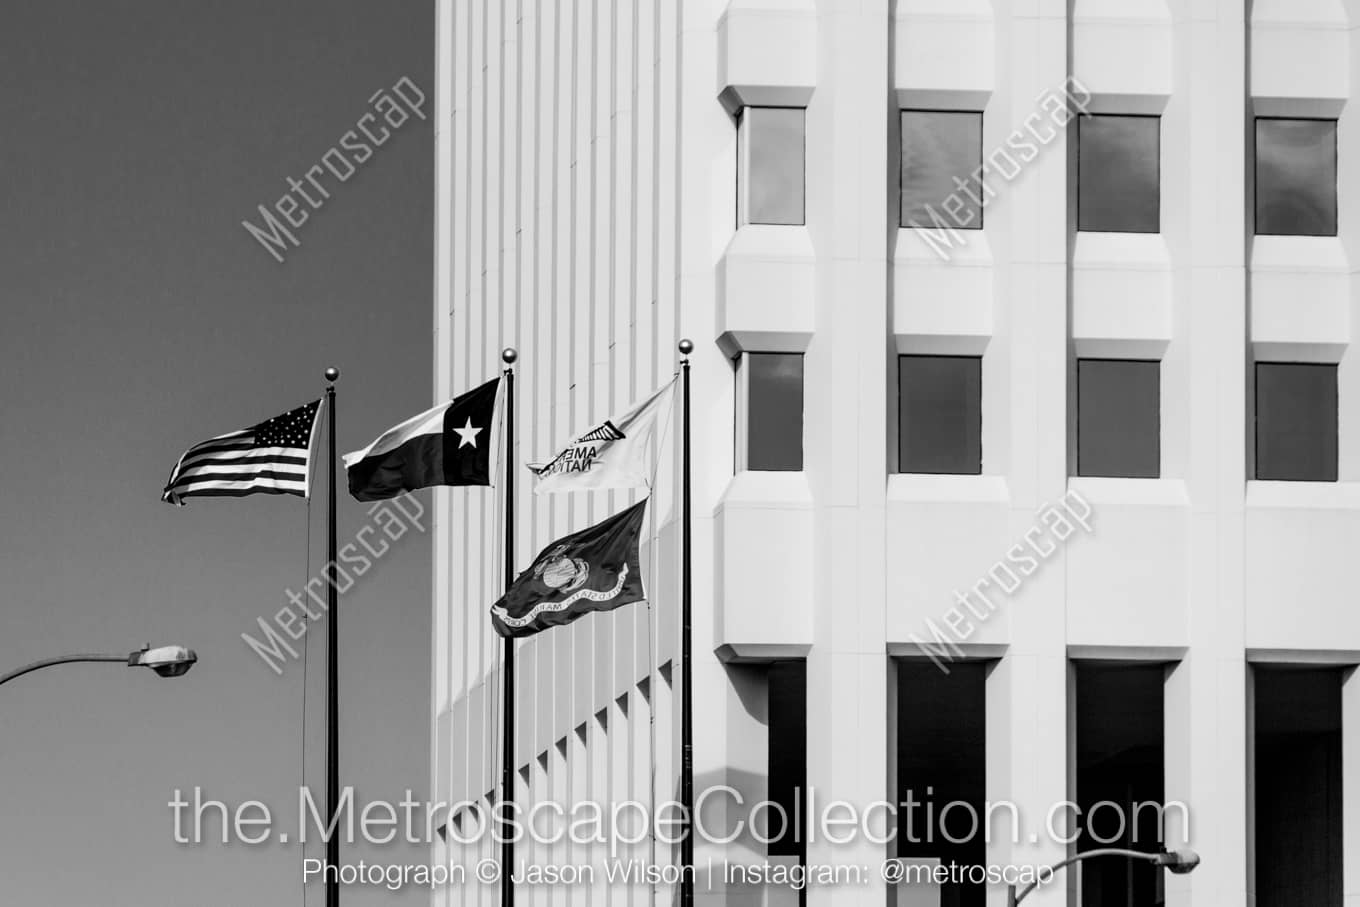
xmin=454 ymin=417 xmax=483 ymax=448
xmin=342 ymin=377 xmax=499 ymax=500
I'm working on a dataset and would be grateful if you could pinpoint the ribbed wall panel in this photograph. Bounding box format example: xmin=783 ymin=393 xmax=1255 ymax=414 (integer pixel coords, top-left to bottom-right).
xmin=435 ymin=1 xmax=684 ymax=902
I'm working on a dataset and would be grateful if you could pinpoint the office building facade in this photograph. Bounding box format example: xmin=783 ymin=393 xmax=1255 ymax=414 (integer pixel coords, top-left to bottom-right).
xmin=433 ymin=1 xmax=1360 ymax=904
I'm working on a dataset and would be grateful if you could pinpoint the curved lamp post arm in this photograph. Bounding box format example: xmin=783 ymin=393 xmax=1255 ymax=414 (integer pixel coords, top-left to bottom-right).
xmin=1011 ymin=848 xmax=1159 ymax=905
xmin=1009 ymin=847 xmax=1199 ymax=905
xmin=0 ymin=645 xmax=197 ymax=688
xmin=0 ymin=653 xmax=130 ymax=688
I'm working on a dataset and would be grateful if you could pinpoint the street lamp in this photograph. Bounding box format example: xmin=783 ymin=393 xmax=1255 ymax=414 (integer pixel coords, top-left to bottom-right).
xmin=0 ymin=645 xmax=198 ymax=687
xmin=1008 ymin=847 xmax=1200 ymax=905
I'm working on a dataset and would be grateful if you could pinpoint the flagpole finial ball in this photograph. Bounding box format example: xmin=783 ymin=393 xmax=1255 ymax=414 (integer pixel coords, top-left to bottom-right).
xmin=501 ymin=348 xmax=518 ymax=365
xmin=324 ymin=367 xmax=340 ymax=383
xmin=678 ymin=339 xmax=694 ymax=356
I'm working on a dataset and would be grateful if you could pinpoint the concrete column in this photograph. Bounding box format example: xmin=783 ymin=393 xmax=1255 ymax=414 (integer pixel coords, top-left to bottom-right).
xmin=985 ymin=0 xmax=1071 ymax=904
xmin=802 ymin=0 xmax=891 ymax=905
xmin=1171 ymin=1 xmax=1248 ymax=906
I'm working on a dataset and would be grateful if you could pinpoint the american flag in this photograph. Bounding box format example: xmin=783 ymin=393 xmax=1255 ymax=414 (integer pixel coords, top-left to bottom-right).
xmin=162 ymin=400 xmax=323 ymax=505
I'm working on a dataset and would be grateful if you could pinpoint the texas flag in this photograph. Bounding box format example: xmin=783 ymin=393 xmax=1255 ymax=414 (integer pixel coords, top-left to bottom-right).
xmin=343 ymin=378 xmax=499 ymax=501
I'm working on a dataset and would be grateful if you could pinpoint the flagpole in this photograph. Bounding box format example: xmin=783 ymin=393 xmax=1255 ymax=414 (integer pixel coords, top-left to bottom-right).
xmin=647 ymin=494 xmax=659 ymax=907
xmin=323 ymin=366 xmax=340 ymax=907
xmin=677 ymin=339 xmax=694 ymax=907
xmin=500 ymin=348 xmax=518 ymax=907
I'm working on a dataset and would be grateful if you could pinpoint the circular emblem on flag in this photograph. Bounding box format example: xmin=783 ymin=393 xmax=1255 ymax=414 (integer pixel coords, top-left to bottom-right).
xmin=534 ymin=545 xmax=590 ymax=592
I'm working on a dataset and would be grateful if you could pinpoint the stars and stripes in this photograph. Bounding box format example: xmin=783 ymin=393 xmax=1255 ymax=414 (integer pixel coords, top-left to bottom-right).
xmin=161 ymin=400 xmax=323 ymax=505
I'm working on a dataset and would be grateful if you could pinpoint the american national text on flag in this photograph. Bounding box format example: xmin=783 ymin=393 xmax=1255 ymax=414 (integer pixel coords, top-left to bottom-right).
xmin=161 ymin=400 xmax=323 ymax=505
xmin=528 ymin=379 xmax=674 ymax=494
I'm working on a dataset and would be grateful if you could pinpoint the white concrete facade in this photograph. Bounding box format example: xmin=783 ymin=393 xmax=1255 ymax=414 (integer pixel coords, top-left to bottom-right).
xmin=434 ymin=1 xmax=1360 ymax=905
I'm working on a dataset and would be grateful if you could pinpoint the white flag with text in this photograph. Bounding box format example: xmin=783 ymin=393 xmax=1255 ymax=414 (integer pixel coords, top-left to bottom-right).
xmin=529 ymin=379 xmax=675 ymax=493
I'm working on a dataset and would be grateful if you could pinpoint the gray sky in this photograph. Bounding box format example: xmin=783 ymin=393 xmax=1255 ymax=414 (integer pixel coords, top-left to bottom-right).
xmin=0 ymin=2 xmax=435 ymax=903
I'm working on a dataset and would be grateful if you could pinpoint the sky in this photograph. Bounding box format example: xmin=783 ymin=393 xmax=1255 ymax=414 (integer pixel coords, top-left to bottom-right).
xmin=0 ymin=2 xmax=436 ymax=904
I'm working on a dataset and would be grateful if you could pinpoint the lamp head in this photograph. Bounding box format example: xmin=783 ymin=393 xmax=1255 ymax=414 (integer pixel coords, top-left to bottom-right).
xmin=129 ymin=645 xmax=198 ymax=678
xmin=1156 ymin=849 xmax=1200 ymax=874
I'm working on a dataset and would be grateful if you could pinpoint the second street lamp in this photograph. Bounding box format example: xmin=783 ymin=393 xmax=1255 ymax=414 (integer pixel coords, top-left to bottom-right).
xmin=0 ymin=645 xmax=198 ymax=688
xmin=1007 ymin=847 xmax=1201 ymax=905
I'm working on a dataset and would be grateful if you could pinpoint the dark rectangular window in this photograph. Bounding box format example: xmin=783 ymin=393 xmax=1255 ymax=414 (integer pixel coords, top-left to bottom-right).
xmin=1075 ymin=663 xmax=1166 ymax=907
xmin=1077 ymin=359 xmax=1160 ymax=478
xmin=1255 ymin=667 xmax=1343 ymax=907
xmin=1255 ymin=363 xmax=1338 ymax=481
xmin=746 ymin=353 xmax=804 ymax=471
xmin=901 ymin=110 xmax=984 ymax=230
xmin=897 ymin=660 xmax=986 ymax=907
xmin=1078 ymin=115 xmax=1160 ymax=233
xmin=739 ymin=107 xmax=805 ymax=226
xmin=767 ymin=661 xmax=806 ymax=860
xmin=898 ymin=355 xmax=982 ymax=474
xmin=1256 ymin=118 xmax=1337 ymax=236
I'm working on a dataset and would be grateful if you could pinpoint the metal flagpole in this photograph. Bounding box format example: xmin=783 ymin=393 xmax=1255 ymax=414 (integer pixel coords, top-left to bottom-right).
xmin=324 ymin=366 xmax=340 ymax=907
xmin=500 ymin=348 xmax=518 ymax=907
xmin=647 ymin=496 xmax=659 ymax=907
xmin=646 ymin=375 xmax=676 ymax=907
xmin=677 ymin=339 xmax=694 ymax=907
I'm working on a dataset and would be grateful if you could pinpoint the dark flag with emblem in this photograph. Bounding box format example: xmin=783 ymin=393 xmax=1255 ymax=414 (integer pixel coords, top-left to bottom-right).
xmin=342 ymin=377 xmax=499 ymax=501
xmin=490 ymin=498 xmax=648 ymax=638
xmin=161 ymin=399 xmax=323 ymax=505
